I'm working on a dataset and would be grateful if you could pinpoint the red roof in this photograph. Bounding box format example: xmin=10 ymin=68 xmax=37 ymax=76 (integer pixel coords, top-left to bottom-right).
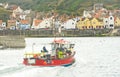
xmin=0 ymin=20 xmax=2 ymax=24
xmin=34 ymin=19 xmax=42 ymax=26
xmin=20 ymin=20 xmax=29 ymax=24
xmin=53 ymin=39 xmax=68 ymax=44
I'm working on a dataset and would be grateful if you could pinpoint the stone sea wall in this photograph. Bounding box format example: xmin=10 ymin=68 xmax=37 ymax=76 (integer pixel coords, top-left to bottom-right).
xmin=0 ymin=28 xmax=119 ymax=48
xmin=0 ymin=29 xmax=112 ymax=37
xmin=0 ymin=36 xmax=25 ymax=48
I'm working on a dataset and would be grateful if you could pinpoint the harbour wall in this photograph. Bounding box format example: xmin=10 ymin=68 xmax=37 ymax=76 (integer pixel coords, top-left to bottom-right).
xmin=0 ymin=29 xmax=112 ymax=37
xmin=0 ymin=36 xmax=25 ymax=48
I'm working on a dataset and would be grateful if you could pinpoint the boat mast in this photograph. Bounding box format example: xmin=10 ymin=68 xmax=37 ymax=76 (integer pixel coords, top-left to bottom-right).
xmin=32 ymin=43 xmax=35 ymax=53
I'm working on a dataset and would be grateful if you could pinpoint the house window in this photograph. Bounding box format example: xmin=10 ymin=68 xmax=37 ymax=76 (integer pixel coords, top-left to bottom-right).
xmin=106 ymin=21 xmax=108 ymax=23
xmin=72 ymin=23 xmax=74 ymax=25
xmin=93 ymin=22 xmax=96 ymax=24
xmin=89 ymin=26 xmax=93 ymax=29
xmin=82 ymin=26 xmax=84 ymax=29
xmin=110 ymin=24 xmax=113 ymax=27
xmin=96 ymin=26 xmax=99 ymax=29
xmin=89 ymin=26 xmax=91 ymax=29
xmin=102 ymin=26 xmax=104 ymax=29
xmin=105 ymin=25 xmax=108 ymax=28
xmin=110 ymin=17 xmax=112 ymax=20
xmin=82 ymin=26 xmax=87 ymax=29
xmin=99 ymin=26 xmax=101 ymax=29
xmin=61 ymin=26 xmax=64 ymax=28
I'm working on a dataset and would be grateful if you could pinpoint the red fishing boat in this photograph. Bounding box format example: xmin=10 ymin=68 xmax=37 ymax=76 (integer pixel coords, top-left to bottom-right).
xmin=23 ymin=39 xmax=75 ymax=66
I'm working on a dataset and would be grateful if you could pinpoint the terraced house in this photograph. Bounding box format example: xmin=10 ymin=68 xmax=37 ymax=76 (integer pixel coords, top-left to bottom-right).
xmin=19 ymin=20 xmax=30 ymax=30
xmin=91 ymin=18 xmax=104 ymax=29
xmin=103 ymin=14 xmax=114 ymax=29
xmin=77 ymin=17 xmax=104 ymax=29
xmin=0 ymin=20 xmax=6 ymax=30
xmin=61 ymin=18 xmax=78 ymax=29
xmin=31 ymin=19 xmax=42 ymax=29
xmin=114 ymin=17 xmax=120 ymax=27
xmin=7 ymin=20 xmax=16 ymax=30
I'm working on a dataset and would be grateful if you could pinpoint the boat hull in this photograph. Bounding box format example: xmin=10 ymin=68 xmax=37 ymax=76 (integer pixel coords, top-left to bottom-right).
xmin=23 ymin=56 xmax=75 ymax=67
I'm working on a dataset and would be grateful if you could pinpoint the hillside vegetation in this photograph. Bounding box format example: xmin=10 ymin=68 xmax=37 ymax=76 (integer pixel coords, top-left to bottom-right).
xmin=0 ymin=7 xmax=11 ymax=21
xmin=0 ymin=0 xmax=120 ymax=15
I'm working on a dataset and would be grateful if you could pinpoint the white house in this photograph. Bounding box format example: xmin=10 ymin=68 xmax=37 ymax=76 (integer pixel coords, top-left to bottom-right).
xmin=31 ymin=19 xmax=42 ymax=29
xmin=12 ymin=6 xmax=24 ymax=18
xmin=0 ymin=20 xmax=6 ymax=30
xmin=19 ymin=14 xmax=26 ymax=20
xmin=38 ymin=17 xmax=53 ymax=29
xmin=94 ymin=3 xmax=103 ymax=11
xmin=54 ymin=20 xmax=61 ymax=29
xmin=108 ymin=15 xmax=114 ymax=29
xmin=83 ymin=10 xmax=92 ymax=18
xmin=2 ymin=22 xmax=6 ymax=29
xmin=103 ymin=17 xmax=109 ymax=28
xmin=61 ymin=18 xmax=78 ymax=29
xmin=103 ymin=15 xmax=114 ymax=29
xmin=0 ymin=3 xmax=3 ymax=6
xmin=4 ymin=3 xmax=8 ymax=9
xmin=13 ymin=6 xmax=23 ymax=13
xmin=24 ymin=10 xmax=31 ymax=14
xmin=54 ymin=20 xmax=62 ymax=33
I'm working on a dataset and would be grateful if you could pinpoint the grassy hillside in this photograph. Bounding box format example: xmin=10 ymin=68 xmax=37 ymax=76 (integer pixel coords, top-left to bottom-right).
xmin=0 ymin=0 xmax=120 ymax=15
xmin=0 ymin=7 xmax=11 ymax=21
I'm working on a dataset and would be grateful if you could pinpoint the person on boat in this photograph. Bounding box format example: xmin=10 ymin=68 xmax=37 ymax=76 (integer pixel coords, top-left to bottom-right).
xmin=70 ymin=47 xmax=74 ymax=55
xmin=59 ymin=46 xmax=64 ymax=51
xmin=56 ymin=47 xmax=59 ymax=58
xmin=45 ymin=54 xmax=51 ymax=64
xmin=60 ymin=45 xmax=67 ymax=57
xmin=58 ymin=48 xmax=64 ymax=59
xmin=66 ymin=47 xmax=72 ymax=56
xmin=43 ymin=46 xmax=48 ymax=53
xmin=40 ymin=50 xmax=45 ymax=58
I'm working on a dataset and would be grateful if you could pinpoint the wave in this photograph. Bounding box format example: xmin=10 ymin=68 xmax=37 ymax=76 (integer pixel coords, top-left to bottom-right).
xmin=0 ymin=64 xmax=25 ymax=75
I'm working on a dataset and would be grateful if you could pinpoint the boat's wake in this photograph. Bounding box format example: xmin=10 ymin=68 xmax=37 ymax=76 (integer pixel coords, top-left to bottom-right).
xmin=0 ymin=64 xmax=33 ymax=76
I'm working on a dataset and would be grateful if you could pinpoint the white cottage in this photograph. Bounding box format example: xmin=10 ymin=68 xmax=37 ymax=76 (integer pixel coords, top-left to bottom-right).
xmin=108 ymin=15 xmax=114 ymax=29
xmin=83 ymin=10 xmax=92 ymax=18
xmin=38 ymin=17 xmax=53 ymax=29
xmin=54 ymin=20 xmax=62 ymax=33
xmin=19 ymin=14 xmax=26 ymax=20
xmin=31 ymin=19 xmax=42 ymax=29
xmin=13 ymin=6 xmax=23 ymax=13
xmin=0 ymin=20 xmax=6 ymax=30
xmin=0 ymin=22 xmax=6 ymax=30
xmin=61 ymin=18 xmax=78 ymax=29
xmin=103 ymin=15 xmax=114 ymax=29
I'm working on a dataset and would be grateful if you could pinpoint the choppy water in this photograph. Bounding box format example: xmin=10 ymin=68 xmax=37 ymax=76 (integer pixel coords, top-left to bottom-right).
xmin=0 ymin=37 xmax=120 ymax=77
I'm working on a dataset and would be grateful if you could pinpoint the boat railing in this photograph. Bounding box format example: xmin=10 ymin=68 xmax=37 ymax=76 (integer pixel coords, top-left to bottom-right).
xmin=24 ymin=51 xmax=75 ymax=60
xmin=24 ymin=53 xmax=41 ymax=58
